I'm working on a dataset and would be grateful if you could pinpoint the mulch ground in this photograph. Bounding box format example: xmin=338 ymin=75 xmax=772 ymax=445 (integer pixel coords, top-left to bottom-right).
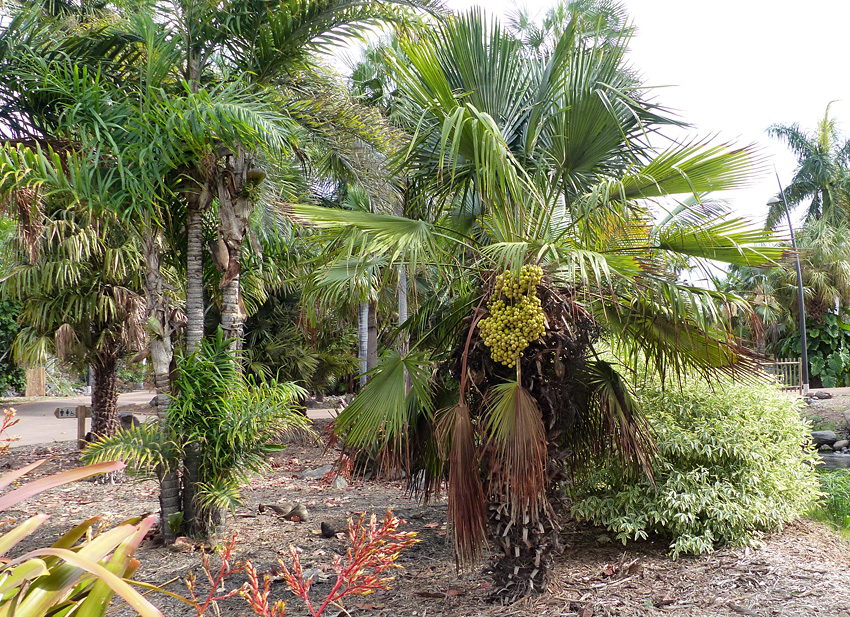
xmin=3 ymin=422 xmax=850 ymax=617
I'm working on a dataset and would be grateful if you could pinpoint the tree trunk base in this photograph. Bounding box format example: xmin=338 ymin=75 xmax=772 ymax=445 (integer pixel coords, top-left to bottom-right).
xmin=488 ymin=502 xmax=560 ymax=602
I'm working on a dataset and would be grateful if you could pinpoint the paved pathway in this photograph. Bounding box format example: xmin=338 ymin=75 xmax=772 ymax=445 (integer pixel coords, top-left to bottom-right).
xmin=1 ymin=392 xmax=335 ymax=448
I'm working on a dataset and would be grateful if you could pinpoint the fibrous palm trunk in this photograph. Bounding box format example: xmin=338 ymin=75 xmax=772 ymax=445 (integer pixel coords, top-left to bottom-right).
xmin=216 ymin=146 xmax=256 ymax=352
xmin=143 ymin=229 xmax=179 ymax=543
xmin=90 ymin=348 xmax=120 ymax=438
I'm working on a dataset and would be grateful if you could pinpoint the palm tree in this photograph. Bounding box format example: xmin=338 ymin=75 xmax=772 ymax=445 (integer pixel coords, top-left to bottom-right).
xmin=766 ymin=104 xmax=850 ymax=228
xmin=728 ymin=220 xmax=850 ymax=353
xmin=144 ymin=0 xmax=442 ymax=353
xmin=294 ymin=8 xmax=782 ymax=597
xmin=2 ymin=197 xmax=146 ymax=438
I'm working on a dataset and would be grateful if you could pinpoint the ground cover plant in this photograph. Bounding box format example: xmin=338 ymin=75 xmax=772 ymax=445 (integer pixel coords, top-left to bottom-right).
xmin=810 ymin=470 xmax=850 ymax=538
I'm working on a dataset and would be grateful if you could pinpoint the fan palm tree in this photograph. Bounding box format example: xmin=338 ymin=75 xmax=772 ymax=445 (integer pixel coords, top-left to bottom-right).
xmin=766 ymin=104 xmax=850 ymax=228
xmin=293 ymin=8 xmax=783 ymax=597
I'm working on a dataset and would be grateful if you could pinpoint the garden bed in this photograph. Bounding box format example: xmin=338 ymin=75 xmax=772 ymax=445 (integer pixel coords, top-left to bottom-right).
xmin=3 ymin=424 xmax=849 ymax=617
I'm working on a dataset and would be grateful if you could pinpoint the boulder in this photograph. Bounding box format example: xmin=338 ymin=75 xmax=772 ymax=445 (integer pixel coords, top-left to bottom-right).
xmin=811 ymin=430 xmax=838 ymax=446
xmin=833 ymin=439 xmax=849 ymax=450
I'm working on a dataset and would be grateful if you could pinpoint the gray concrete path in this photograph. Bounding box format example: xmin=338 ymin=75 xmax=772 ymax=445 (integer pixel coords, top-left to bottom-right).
xmin=1 ymin=391 xmax=157 ymax=448
xmin=1 ymin=392 xmax=335 ymax=449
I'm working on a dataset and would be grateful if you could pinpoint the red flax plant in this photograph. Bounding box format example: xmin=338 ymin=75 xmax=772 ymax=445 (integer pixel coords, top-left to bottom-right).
xmin=278 ymin=509 xmax=418 ymax=617
xmin=185 ymin=510 xmax=417 ymax=617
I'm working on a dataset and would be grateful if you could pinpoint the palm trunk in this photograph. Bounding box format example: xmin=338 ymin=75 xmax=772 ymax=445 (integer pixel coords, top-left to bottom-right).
xmin=398 ymin=265 xmax=410 ymax=392
xmin=144 ymin=229 xmax=179 ymax=543
xmin=368 ymin=300 xmax=378 ymax=370
xmin=358 ymin=302 xmax=369 ymax=388
xmin=185 ymin=181 xmax=213 ymax=354
xmin=90 ymin=349 xmax=119 ymax=438
xmin=216 ymin=146 xmax=256 ymax=353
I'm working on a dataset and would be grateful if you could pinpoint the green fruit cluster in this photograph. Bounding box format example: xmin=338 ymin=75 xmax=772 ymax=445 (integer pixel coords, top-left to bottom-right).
xmin=478 ymin=265 xmax=546 ymax=367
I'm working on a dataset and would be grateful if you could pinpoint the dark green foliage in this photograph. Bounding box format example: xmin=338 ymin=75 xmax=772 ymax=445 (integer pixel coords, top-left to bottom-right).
xmin=0 ymin=299 xmax=24 ymax=393
xmin=780 ymin=312 xmax=850 ymax=388
xmin=84 ymin=329 xmax=313 ymax=534
xmin=170 ymin=330 xmax=309 ymax=510
xmin=243 ymin=292 xmax=358 ymax=394
xmin=571 ymin=379 xmax=820 ymax=557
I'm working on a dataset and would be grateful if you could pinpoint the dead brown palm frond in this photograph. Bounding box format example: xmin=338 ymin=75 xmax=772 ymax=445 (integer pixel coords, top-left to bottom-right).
xmin=121 ymin=292 xmax=147 ymax=352
xmin=582 ymin=359 xmax=655 ymax=481
xmin=54 ymin=323 xmax=78 ymax=361
xmin=439 ymin=401 xmax=487 ymax=569
xmin=485 ymin=380 xmax=548 ymax=526
xmin=2 ymin=187 xmax=44 ymax=263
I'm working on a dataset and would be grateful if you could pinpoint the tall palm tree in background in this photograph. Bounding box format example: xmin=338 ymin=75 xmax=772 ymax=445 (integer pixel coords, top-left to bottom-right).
xmin=766 ymin=104 xmax=850 ymax=228
xmin=296 ymin=7 xmax=782 ymax=597
xmin=149 ymin=0 xmax=442 ymax=352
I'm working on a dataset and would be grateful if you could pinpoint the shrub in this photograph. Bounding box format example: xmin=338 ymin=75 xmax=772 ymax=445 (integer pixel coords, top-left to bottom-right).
xmin=570 ymin=379 xmax=820 ymax=557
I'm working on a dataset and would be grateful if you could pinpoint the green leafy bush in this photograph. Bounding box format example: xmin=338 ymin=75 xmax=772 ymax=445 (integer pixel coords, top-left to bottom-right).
xmin=571 ymin=379 xmax=820 ymax=557
xmin=0 ymin=300 xmax=24 ymax=394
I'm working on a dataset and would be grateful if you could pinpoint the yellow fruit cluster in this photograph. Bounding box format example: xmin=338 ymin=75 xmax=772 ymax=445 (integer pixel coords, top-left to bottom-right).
xmin=478 ymin=265 xmax=546 ymax=367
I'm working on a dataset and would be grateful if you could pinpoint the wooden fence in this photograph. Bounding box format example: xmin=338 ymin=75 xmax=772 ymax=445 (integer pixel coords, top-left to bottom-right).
xmin=757 ymin=357 xmax=803 ymax=394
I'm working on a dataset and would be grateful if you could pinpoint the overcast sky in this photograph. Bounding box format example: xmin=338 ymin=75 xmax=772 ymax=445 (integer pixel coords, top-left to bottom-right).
xmin=351 ymin=0 xmax=850 ymax=225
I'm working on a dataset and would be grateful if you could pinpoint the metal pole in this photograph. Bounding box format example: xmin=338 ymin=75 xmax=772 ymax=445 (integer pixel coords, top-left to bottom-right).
xmin=775 ymin=172 xmax=809 ymax=395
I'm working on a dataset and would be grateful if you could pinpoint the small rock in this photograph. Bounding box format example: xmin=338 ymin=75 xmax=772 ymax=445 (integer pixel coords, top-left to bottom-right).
xmin=331 ymin=475 xmax=348 ymax=490
xmin=811 ymin=430 xmax=838 ymax=446
xmin=321 ymin=521 xmax=338 ymax=538
xmin=119 ymin=413 xmax=140 ymax=431
xmin=301 ymin=465 xmax=334 ymax=480
xmin=286 ymin=503 xmax=309 ymax=522
xmin=814 ymin=391 xmax=833 ymax=400
xmin=301 ymin=568 xmax=329 ymax=584
xmin=169 ymin=537 xmax=194 ymax=553
xmin=833 ymin=439 xmax=850 ymax=450
xmin=819 ymin=444 xmax=834 ymax=452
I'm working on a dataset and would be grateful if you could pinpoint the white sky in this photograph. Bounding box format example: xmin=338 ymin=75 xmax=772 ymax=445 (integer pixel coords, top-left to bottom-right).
xmin=343 ymin=0 xmax=850 ymax=227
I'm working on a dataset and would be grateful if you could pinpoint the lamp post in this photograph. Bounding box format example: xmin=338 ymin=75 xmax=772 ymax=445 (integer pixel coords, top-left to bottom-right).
xmin=767 ymin=177 xmax=809 ymax=395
